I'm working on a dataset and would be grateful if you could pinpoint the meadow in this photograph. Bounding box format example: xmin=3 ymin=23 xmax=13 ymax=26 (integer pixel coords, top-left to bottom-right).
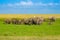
xmin=0 ymin=18 xmax=60 ymax=36
xmin=0 ymin=14 xmax=60 ymax=40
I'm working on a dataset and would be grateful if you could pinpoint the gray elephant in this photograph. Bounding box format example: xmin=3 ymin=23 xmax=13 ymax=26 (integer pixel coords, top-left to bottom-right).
xmin=4 ymin=19 xmax=11 ymax=24
xmin=48 ymin=17 xmax=56 ymax=25
xmin=11 ymin=18 xmax=19 ymax=24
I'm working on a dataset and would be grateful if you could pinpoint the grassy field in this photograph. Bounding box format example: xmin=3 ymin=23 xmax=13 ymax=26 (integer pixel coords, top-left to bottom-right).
xmin=0 ymin=18 xmax=60 ymax=36
xmin=0 ymin=14 xmax=60 ymax=40
xmin=0 ymin=36 xmax=60 ymax=40
xmin=0 ymin=18 xmax=60 ymax=40
xmin=0 ymin=14 xmax=60 ymax=18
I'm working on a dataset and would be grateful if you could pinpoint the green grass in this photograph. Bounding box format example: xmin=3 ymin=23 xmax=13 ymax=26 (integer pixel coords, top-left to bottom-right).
xmin=0 ymin=18 xmax=60 ymax=36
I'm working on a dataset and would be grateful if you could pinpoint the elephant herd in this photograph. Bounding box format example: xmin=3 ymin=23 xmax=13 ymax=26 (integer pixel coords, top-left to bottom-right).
xmin=4 ymin=17 xmax=56 ymax=25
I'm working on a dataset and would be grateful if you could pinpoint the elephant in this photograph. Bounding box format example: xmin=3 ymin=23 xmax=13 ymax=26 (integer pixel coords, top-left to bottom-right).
xmin=4 ymin=19 xmax=11 ymax=24
xmin=11 ymin=18 xmax=19 ymax=24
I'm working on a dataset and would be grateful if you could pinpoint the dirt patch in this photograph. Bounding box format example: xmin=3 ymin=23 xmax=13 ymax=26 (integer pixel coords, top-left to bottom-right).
xmin=0 ymin=36 xmax=60 ymax=40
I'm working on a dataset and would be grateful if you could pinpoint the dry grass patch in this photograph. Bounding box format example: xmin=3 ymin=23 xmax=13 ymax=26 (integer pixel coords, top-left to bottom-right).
xmin=0 ymin=14 xmax=60 ymax=18
xmin=0 ymin=36 xmax=60 ymax=40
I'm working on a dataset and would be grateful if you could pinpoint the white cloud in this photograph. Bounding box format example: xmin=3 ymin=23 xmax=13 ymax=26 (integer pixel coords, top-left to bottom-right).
xmin=48 ymin=3 xmax=54 ymax=6
xmin=35 ymin=2 xmax=47 ymax=6
xmin=20 ymin=1 xmax=33 ymax=6
xmin=55 ymin=3 xmax=59 ymax=5
xmin=47 ymin=3 xmax=60 ymax=7
xmin=39 ymin=2 xmax=47 ymax=6
xmin=1 ymin=0 xmax=60 ymax=8
xmin=8 ymin=4 xmax=13 ymax=7
xmin=7 ymin=1 xmax=33 ymax=8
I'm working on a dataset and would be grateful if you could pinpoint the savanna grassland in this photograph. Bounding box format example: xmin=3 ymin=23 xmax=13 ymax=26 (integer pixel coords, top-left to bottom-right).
xmin=0 ymin=14 xmax=60 ymax=40
xmin=0 ymin=14 xmax=60 ymax=18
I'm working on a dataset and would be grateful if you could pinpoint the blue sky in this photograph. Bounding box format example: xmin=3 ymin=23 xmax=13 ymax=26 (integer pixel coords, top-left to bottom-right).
xmin=0 ymin=0 xmax=60 ymax=14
